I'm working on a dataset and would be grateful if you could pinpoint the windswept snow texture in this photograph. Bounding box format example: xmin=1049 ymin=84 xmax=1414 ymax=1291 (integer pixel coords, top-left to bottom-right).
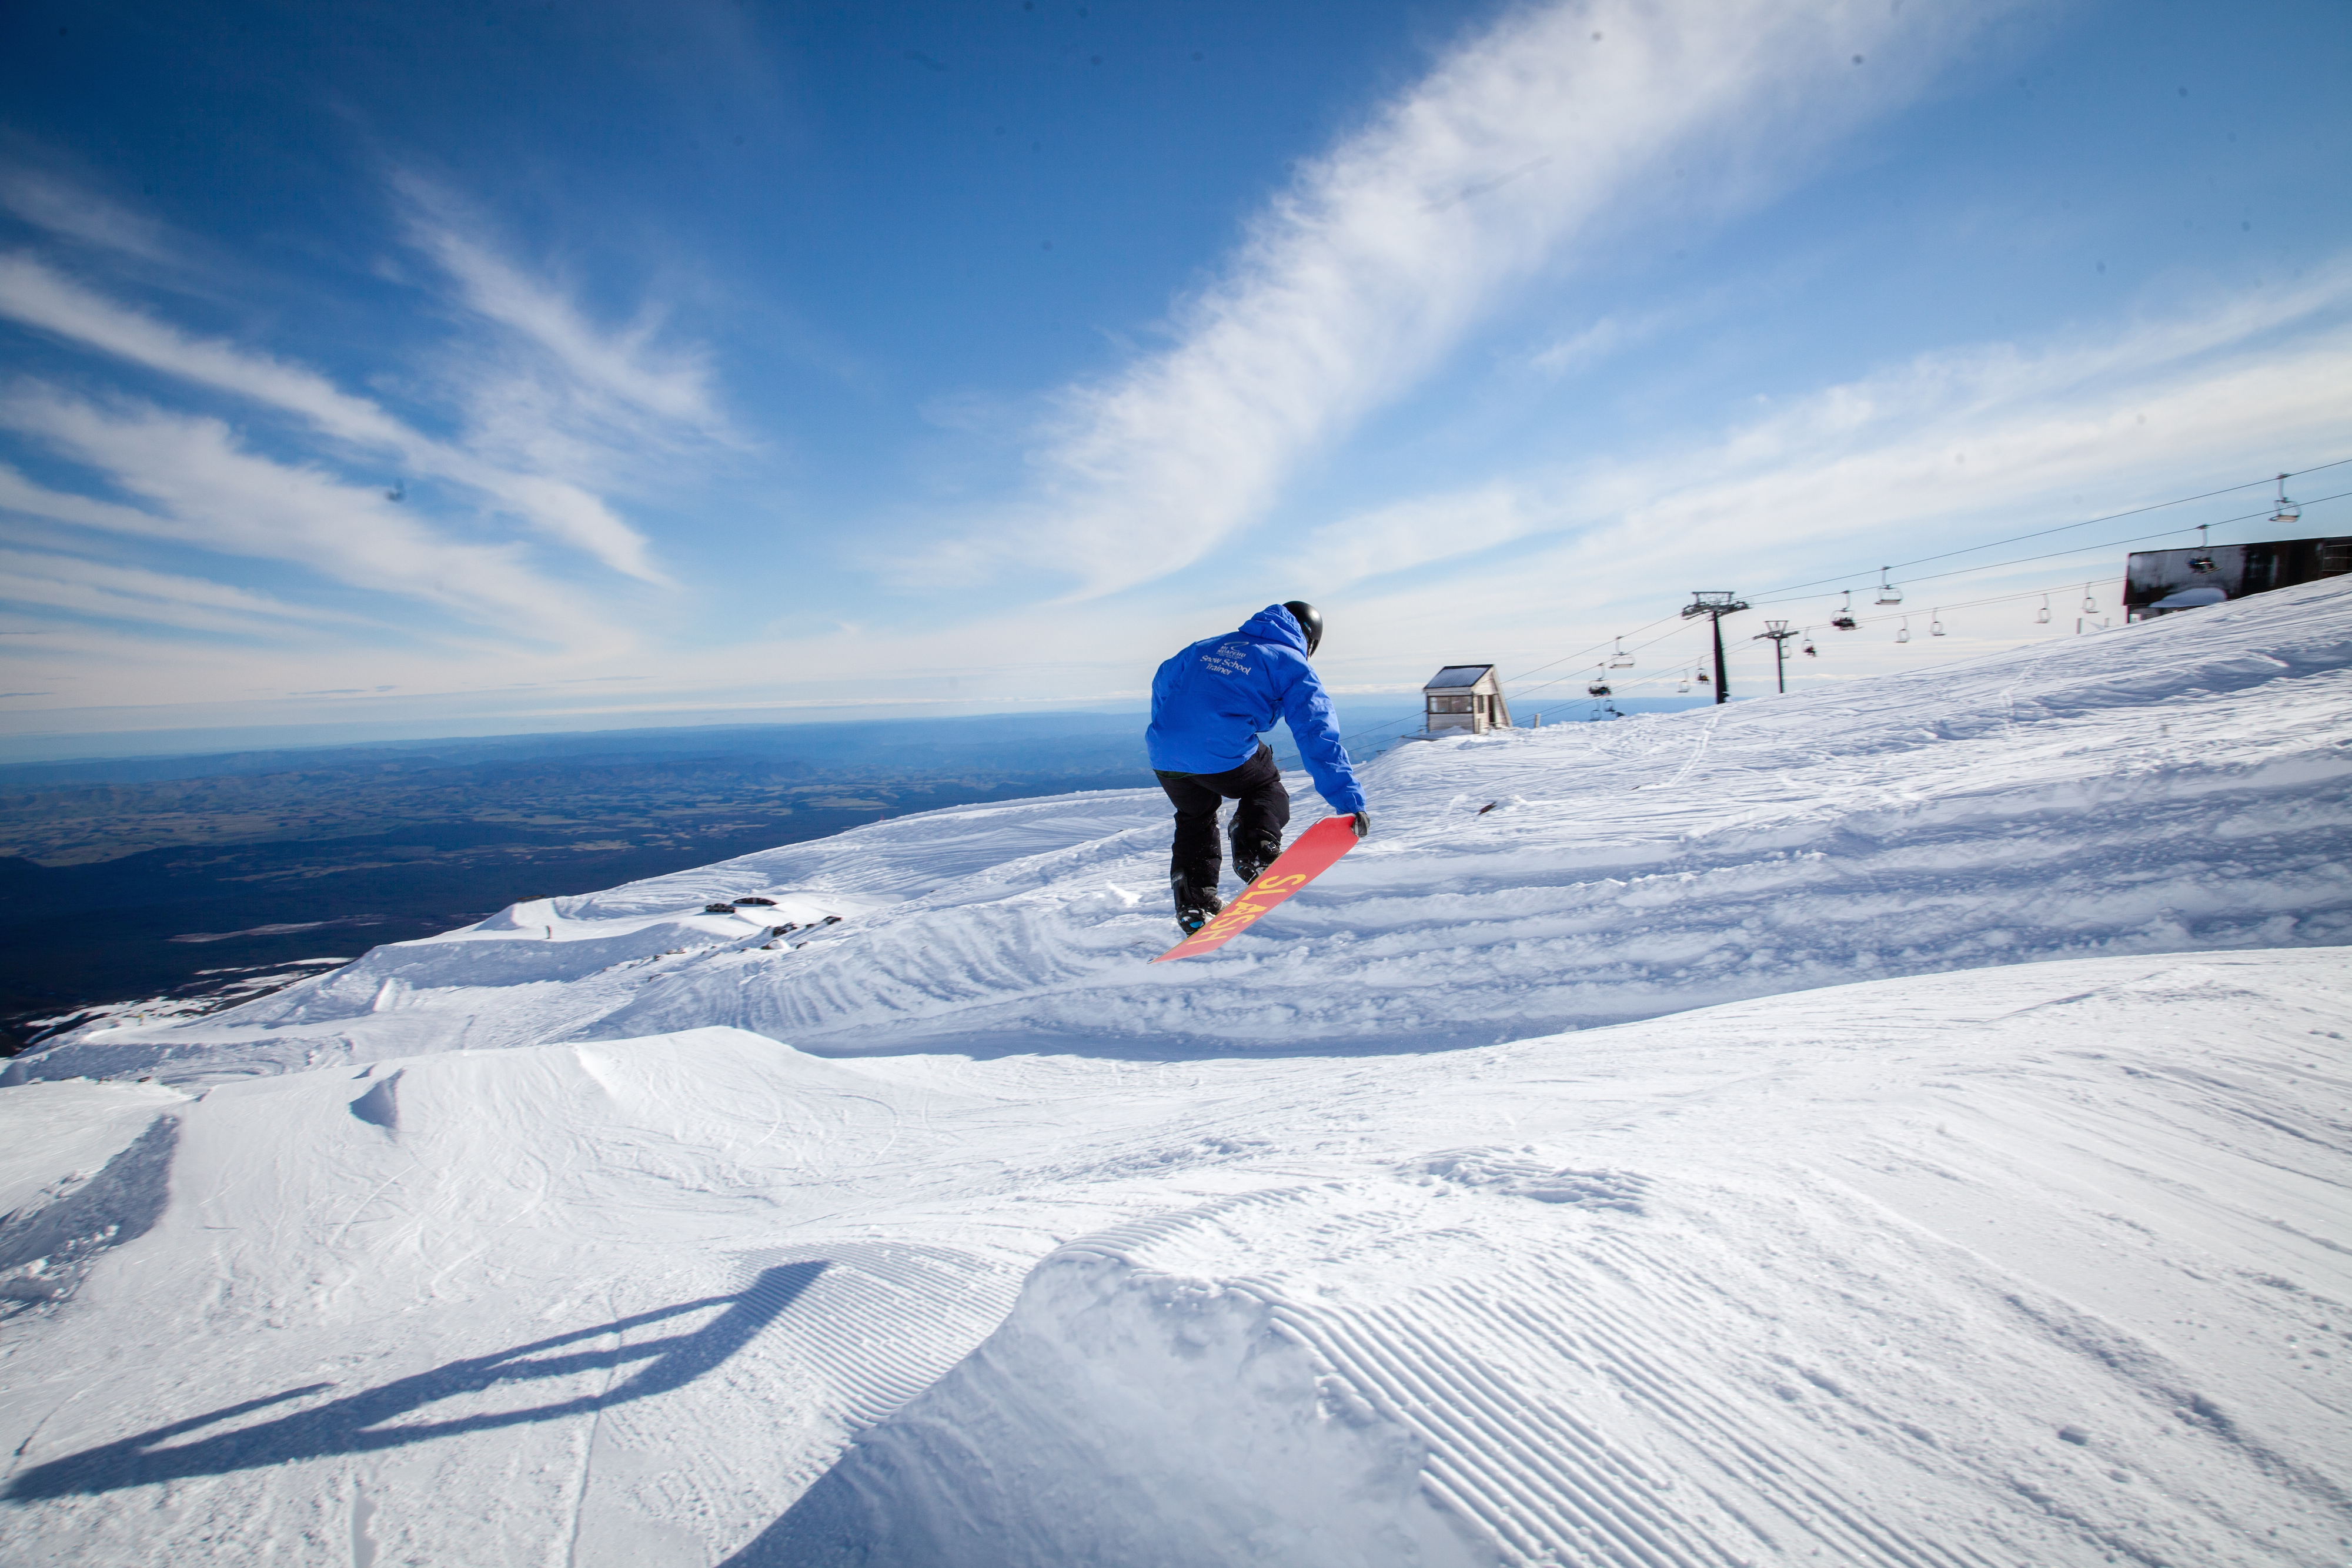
xmin=0 ymin=1080 xmax=187 ymax=1313
xmin=2 ymin=581 xmax=2350 ymax=1565
xmin=2 ymin=958 xmax=2346 ymax=1566
xmin=750 ymin=950 xmax=2352 ymax=1568
xmin=16 ymin=577 xmax=2352 ymax=1084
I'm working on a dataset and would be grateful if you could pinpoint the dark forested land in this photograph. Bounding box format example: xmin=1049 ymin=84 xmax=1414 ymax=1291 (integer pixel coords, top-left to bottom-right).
xmin=0 ymin=715 xmax=1157 ymax=1052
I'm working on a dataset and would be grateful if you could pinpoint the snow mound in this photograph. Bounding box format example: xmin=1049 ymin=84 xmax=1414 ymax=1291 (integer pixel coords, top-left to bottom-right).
xmin=2 ymin=952 xmax=2346 ymax=1564
xmin=0 ymin=1028 xmax=1033 ymax=1566
xmin=729 ymin=950 xmax=2352 ymax=1567
xmin=737 ymin=1227 xmax=1484 ymax=1568
xmin=17 ymin=576 xmax=2352 ymax=1085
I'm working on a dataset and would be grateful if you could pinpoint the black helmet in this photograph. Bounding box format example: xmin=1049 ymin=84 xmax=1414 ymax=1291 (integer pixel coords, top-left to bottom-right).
xmin=1282 ymin=600 xmax=1324 ymax=656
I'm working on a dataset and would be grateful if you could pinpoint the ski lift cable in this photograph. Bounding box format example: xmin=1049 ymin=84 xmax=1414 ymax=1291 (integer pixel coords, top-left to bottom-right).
xmin=1833 ymin=511 xmax=2351 ymax=628
xmin=1337 ymin=609 xmax=1695 ymax=745
xmin=1471 ymin=480 xmax=2347 ymax=723
xmin=1779 ymin=484 xmax=2352 ymax=611
xmin=1515 ymin=465 xmax=2349 ymax=716
xmin=1755 ymin=454 xmax=2352 ymax=603
xmin=1512 ymin=616 xmax=1713 ymax=694
xmin=1758 ymin=487 xmax=2352 ymax=614
xmin=1496 ymin=609 xmax=1686 ymax=684
xmin=1351 ymin=614 xmax=1701 ymax=744
xmin=1334 ymin=466 xmax=2346 ymax=748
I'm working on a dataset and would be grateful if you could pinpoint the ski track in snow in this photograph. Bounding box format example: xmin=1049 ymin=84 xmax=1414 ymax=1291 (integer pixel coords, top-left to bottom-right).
xmin=1 ymin=580 xmax=2348 ymax=1565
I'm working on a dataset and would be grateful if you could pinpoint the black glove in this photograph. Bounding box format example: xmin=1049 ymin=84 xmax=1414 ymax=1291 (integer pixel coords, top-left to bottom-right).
xmin=1352 ymin=811 xmax=1371 ymax=839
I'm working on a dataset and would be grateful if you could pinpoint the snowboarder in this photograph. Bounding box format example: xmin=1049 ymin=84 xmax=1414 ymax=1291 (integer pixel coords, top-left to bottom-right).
xmin=1147 ymin=601 xmax=1369 ymax=934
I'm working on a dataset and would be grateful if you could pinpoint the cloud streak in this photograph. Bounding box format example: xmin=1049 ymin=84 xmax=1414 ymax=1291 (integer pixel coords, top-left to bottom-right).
xmin=1315 ymin=268 xmax=2352 ymax=632
xmin=392 ymin=173 xmax=740 ymax=493
xmin=0 ymin=545 xmax=352 ymax=637
xmin=947 ymin=0 xmax=2005 ymax=597
xmin=0 ymin=168 xmax=172 ymax=263
xmin=0 ymin=253 xmax=667 ymax=583
xmin=0 ymin=391 xmax=621 ymax=649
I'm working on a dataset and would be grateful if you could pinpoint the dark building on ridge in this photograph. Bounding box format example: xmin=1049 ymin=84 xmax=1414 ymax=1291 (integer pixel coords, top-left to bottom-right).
xmin=2124 ymin=534 xmax=2352 ymax=621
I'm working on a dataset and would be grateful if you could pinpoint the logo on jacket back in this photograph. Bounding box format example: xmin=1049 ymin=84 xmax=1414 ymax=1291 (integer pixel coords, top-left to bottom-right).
xmin=1200 ymin=640 xmax=1251 ymax=677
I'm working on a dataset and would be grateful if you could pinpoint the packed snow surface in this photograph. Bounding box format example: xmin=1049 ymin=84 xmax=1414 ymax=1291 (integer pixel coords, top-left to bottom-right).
xmin=2 ymin=579 xmax=2348 ymax=1565
xmin=19 ymin=578 xmax=2352 ymax=1084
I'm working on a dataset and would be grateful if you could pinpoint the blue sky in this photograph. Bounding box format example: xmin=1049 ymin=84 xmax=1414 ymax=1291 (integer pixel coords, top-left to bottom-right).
xmin=1 ymin=0 xmax=2347 ymax=759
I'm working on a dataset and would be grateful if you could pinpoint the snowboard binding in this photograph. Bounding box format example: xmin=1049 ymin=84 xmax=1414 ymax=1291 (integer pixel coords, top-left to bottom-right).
xmin=1171 ymin=871 xmax=1224 ymax=936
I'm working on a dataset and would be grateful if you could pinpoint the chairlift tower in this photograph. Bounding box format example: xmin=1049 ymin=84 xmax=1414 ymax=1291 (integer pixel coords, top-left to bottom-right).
xmin=1751 ymin=618 xmax=1799 ymax=694
xmin=1681 ymin=591 xmax=1749 ymax=705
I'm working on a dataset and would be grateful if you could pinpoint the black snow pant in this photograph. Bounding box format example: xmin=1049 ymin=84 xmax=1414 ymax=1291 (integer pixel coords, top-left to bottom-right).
xmin=1155 ymin=742 xmax=1291 ymax=911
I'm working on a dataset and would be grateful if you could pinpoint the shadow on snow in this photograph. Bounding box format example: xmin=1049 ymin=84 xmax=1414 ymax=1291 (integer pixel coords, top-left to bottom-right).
xmin=6 ymin=1262 xmax=822 ymax=1502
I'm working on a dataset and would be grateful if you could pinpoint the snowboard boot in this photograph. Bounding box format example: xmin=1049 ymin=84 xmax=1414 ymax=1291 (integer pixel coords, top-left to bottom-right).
xmin=1171 ymin=871 xmax=1224 ymax=936
xmin=1231 ymin=831 xmax=1283 ymax=887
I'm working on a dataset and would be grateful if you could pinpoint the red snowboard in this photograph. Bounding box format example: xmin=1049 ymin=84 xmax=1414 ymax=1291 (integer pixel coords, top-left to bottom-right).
xmin=1151 ymin=815 xmax=1360 ymax=963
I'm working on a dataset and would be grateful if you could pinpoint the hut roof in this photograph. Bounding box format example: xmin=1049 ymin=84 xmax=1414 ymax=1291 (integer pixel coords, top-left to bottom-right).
xmin=1424 ymin=664 xmax=1495 ymax=690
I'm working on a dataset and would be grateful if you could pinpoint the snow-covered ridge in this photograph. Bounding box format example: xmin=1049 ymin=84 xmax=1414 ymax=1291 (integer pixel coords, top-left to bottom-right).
xmin=16 ymin=575 xmax=2352 ymax=1084
xmin=3 ymin=582 xmax=2348 ymax=1565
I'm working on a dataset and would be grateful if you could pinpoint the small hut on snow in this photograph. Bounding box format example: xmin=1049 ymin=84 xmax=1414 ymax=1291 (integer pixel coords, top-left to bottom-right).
xmin=1422 ymin=664 xmax=1511 ymax=735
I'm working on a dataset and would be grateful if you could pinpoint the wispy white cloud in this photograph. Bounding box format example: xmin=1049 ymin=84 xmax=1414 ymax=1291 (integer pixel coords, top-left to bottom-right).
xmin=1312 ymin=484 xmax=1534 ymax=584
xmin=410 ymin=218 xmax=716 ymax=425
xmin=935 ymin=0 xmax=2008 ymax=597
xmin=0 ymin=390 xmax=624 ymax=650
xmin=392 ymin=173 xmax=737 ymax=487
xmin=1312 ymin=268 xmax=2352 ymax=628
xmin=1528 ymin=303 xmax=1688 ymax=378
xmin=0 ymin=168 xmax=172 ymax=262
xmin=0 ymin=253 xmax=415 ymax=445
xmin=0 ymin=253 xmax=666 ymax=582
xmin=0 ymin=544 xmax=351 ymax=636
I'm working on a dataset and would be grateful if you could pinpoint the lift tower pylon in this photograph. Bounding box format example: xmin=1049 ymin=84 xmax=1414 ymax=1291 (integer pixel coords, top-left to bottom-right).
xmin=1681 ymin=592 xmax=1749 ymax=705
xmin=1752 ymin=618 xmax=1800 ymax=694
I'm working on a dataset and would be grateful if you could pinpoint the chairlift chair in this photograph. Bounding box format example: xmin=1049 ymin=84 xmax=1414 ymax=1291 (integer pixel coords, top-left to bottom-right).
xmin=1930 ymin=610 xmax=1946 ymax=637
xmin=1801 ymin=636 xmax=1818 ymax=657
xmin=1608 ymin=637 xmax=1635 ymax=668
xmin=1896 ymin=617 xmax=1911 ymax=644
xmin=1830 ymin=590 xmax=1858 ymax=630
xmin=2081 ymin=583 xmax=2097 ymax=614
xmin=1586 ymin=664 xmax=1612 ymax=698
xmin=1875 ymin=569 xmax=1903 ymax=606
xmin=2271 ymin=474 xmax=2301 ymax=527
xmin=2037 ymin=593 xmax=2051 ymax=624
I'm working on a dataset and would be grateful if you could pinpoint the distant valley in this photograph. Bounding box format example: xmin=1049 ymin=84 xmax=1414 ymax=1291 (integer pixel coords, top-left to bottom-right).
xmin=0 ymin=714 xmax=1158 ymax=1051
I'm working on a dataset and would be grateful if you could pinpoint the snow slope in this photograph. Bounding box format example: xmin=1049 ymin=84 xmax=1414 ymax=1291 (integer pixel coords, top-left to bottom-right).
xmin=753 ymin=952 xmax=2352 ymax=1568
xmin=16 ymin=577 xmax=2352 ymax=1085
xmin=4 ymin=955 xmax=2346 ymax=1566
xmin=2 ymin=579 xmax=2349 ymax=1565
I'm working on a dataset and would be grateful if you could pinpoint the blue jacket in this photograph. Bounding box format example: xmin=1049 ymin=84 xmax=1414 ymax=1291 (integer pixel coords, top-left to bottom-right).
xmin=1146 ymin=605 xmax=1367 ymax=816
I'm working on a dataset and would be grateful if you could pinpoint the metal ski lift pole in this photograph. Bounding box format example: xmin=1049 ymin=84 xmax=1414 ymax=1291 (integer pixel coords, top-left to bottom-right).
xmin=1752 ymin=618 xmax=1799 ymax=693
xmin=1682 ymin=591 xmax=1748 ymax=705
